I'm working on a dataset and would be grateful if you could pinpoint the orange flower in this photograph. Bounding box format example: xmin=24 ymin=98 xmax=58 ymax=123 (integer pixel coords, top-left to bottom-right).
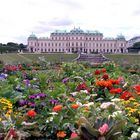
xmin=27 ymin=110 xmax=36 ymax=118
xmin=53 ymin=105 xmax=62 ymax=112
xmin=71 ymin=104 xmax=79 ymax=109
xmin=96 ymin=80 xmax=112 ymax=88
xmin=57 ymin=131 xmax=66 ymax=138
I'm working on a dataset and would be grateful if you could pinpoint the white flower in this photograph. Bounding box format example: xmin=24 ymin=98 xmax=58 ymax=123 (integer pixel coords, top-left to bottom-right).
xmin=76 ymin=101 xmax=82 ymax=106
xmin=83 ymin=102 xmax=94 ymax=107
xmin=21 ymin=121 xmax=36 ymax=126
xmin=112 ymin=111 xmax=122 ymax=117
xmin=100 ymin=102 xmax=115 ymax=109
xmin=80 ymin=90 xmax=88 ymax=94
xmin=131 ymin=132 xmax=138 ymax=139
xmin=137 ymin=127 xmax=140 ymax=133
xmin=50 ymin=117 xmax=53 ymax=122
xmin=111 ymin=98 xmax=121 ymax=102
xmin=70 ymin=92 xmax=78 ymax=96
xmin=49 ymin=112 xmax=58 ymax=115
xmin=33 ymin=78 xmax=37 ymax=81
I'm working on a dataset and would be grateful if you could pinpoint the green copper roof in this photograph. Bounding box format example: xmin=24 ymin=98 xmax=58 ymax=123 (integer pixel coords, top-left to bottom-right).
xmin=28 ymin=33 xmax=38 ymax=40
xmin=70 ymin=28 xmax=84 ymax=33
xmin=116 ymin=34 xmax=125 ymax=40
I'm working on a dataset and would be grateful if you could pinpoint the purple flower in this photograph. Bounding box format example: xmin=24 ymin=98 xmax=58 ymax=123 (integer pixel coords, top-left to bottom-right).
xmin=49 ymin=99 xmax=59 ymax=103
xmin=62 ymin=77 xmax=69 ymax=84
xmin=18 ymin=99 xmax=28 ymax=106
xmin=30 ymin=103 xmax=36 ymax=108
xmin=29 ymin=93 xmax=47 ymax=99
xmin=29 ymin=95 xmax=36 ymax=99
xmin=0 ymin=73 xmax=8 ymax=79
xmin=38 ymin=93 xmax=47 ymax=98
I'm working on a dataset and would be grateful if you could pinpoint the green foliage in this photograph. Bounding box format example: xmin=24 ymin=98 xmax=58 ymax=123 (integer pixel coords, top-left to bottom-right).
xmin=71 ymin=117 xmax=125 ymax=140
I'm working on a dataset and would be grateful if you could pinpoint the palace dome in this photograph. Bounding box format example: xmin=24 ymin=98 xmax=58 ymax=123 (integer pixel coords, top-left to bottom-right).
xmin=28 ymin=33 xmax=38 ymax=40
xmin=116 ymin=34 xmax=125 ymax=40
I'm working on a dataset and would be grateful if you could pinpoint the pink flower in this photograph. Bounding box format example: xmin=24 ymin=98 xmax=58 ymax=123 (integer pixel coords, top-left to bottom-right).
xmin=98 ymin=123 xmax=109 ymax=135
xmin=70 ymin=132 xmax=78 ymax=138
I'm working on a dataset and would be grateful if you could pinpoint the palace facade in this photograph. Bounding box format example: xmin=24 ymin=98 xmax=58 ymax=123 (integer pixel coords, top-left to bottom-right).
xmin=27 ymin=28 xmax=128 ymax=53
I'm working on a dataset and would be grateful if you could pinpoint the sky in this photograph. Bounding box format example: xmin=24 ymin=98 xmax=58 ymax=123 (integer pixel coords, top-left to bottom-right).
xmin=0 ymin=0 xmax=140 ymax=44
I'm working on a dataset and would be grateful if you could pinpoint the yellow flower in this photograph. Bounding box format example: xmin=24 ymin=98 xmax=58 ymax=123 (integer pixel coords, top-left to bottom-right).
xmin=127 ymin=113 xmax=131 ymax=116
xmin=129 ymin=108 xmax=138 ymax=113
xmin=129 ymin=98 xmax=135 ymax=101
xmin=0 ymin=118 xmax=2 ymax=121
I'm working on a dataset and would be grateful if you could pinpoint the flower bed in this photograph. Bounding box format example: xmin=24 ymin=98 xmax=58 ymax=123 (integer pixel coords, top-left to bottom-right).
xmin=0 ymin=62 xmax=140 ymax=140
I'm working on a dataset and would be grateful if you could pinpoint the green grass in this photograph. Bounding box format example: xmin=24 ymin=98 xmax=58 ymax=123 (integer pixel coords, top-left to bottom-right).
xmin=0 ymin=53 xmax=140 ymax=66
xmin=105 ymin=54 xmax=140 ymax=65
xmin=0 ymin=53 xmax=78 ymax=64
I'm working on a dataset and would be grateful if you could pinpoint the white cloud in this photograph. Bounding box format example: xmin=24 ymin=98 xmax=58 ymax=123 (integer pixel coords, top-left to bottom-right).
xmin=0 ymin=0 xmax=140 ymax=44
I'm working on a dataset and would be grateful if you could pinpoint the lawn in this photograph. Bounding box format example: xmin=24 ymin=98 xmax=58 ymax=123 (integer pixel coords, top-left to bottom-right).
xmin=0 ymin=53 xmax=78 ymax=64
xmin=0 ymin=53 xmax=140 ymax=66
xmin=105 ymin=53 xmax=140 ymax=65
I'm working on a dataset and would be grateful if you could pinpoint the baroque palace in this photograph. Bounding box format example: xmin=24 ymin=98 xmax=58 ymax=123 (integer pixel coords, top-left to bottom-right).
xmin=27 ymin=27 xmax=128 ymax=53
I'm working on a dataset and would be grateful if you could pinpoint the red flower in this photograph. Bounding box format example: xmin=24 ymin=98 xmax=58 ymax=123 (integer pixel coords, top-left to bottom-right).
xmin=76 ymin=82 xmax=90 ymax=92
xmin=133 ymin=85 xmax=140 ymax=92
xmin=95 ymin=70 xmax=100 ymax=75
xmin=101 ymin=69 xmax=106 ymax=73
xmin=102 ymin=74 xmax=109 ymax=80
xmin=27 ymin=110 xmax=36 ymax=118
xmin=109 ymin=88 xmax=123 ymax=94
xmin=120 ymin=92 xmax=134 ymax=100
xmin=53 ymin=105 xmax=62 ymax=112
xmin=110 ymin=79 xmax=119 ymax=85
xmin=8 ymin=128 xmax=17 ymax=138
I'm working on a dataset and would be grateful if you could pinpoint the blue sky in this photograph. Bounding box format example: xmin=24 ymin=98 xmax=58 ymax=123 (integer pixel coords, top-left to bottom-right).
xmin=0 ymin=0 xmax=140 ymax=44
